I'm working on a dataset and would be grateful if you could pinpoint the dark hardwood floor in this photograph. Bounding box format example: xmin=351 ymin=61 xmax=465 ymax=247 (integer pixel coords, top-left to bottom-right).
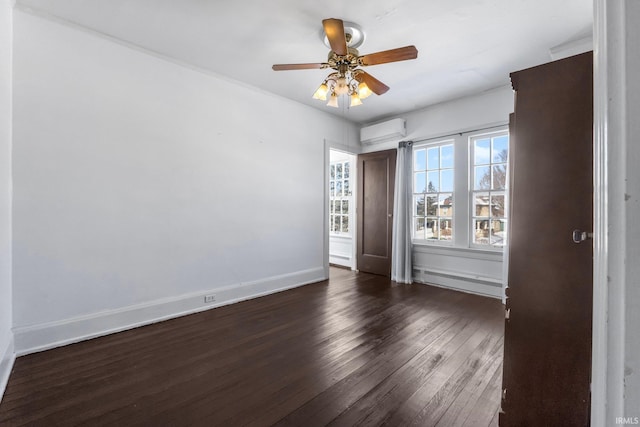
xmin=0 ymin=268 xmax=504 ymax=426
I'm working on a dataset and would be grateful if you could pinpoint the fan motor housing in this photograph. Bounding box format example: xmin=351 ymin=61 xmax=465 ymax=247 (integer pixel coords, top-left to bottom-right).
xmin=327 ymin=48 xmax=360 ymax=70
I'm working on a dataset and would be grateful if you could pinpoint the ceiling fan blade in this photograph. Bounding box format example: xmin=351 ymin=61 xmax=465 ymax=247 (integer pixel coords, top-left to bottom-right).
xmin=272 ymin=63 xmax=325 ymax=71
xmin=322 ymin=18 xmax=348 ymax=56
xmin=358 ymin=71 xmax=389 ymax=95
xmin=359 ymin=45 xmax=418 ymax=66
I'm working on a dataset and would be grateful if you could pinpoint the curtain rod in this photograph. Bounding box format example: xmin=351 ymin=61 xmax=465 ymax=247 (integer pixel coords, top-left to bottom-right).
xmin=408 ymin=123 xmax=509 ymax=145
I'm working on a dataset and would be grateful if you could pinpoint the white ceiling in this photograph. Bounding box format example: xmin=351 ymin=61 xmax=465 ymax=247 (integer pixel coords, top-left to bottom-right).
xmin=16 ymin=0 xmax=593 ymax=124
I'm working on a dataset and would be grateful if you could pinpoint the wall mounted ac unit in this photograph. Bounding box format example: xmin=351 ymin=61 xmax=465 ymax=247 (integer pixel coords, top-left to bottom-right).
xmin=360 ymin=118 xmax=406 ymax=145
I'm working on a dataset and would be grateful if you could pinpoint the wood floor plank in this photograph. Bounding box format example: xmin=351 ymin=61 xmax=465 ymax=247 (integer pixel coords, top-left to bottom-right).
xmin=461 ymin=361 xmax=504 ymax=427
xmin=435 ymin=341 xmax=504 ymax=427
xmin=328 ymin=303 xmax=501 ymax=426
xmin=0 ymin=268 xmax=504 ymax=426
xmin=272 ymin=313 xmax=467 ymax=427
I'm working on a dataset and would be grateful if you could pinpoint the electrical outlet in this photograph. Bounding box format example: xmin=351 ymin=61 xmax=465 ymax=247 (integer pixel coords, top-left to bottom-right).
xmin=204 ymin=294 xmax=216 ymax=303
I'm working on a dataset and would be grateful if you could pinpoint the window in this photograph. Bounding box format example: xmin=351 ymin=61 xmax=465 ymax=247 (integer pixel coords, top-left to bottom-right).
xmin=411 ymin=128 xmax=509 ymax=250
xmin=470 ymin=132 xmax=509 ymax=248
xmin=330 ymin=160 xmax=352 ymax=234
xmin=413 ymin=142 xmax=454 ymax=242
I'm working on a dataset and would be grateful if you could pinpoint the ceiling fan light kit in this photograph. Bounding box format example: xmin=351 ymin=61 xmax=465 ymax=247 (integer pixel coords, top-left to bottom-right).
xmin=272 ymin=18 xmax=418 ymax=109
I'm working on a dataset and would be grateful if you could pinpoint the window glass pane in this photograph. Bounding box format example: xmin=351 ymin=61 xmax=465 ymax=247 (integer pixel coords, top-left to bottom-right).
xmin=415 ymin=195 xmax=425 ymax=216
xmin=426 ymin=196 xmax=438 ymax=216
xmin=473 ymin=218 xmax=506 ymax=246
xmin=492 ymin=165 xmax=506 ymax=189
xmin=474 ymin=139 xmax=491 ymax=165
xmin=427 ymin=147 xmax=439 ymax=170
xmin=439 ymin=218 xmax=453 ymax=240
xmin=473 ymin=219 xmax=491 ymax=245
xmin=438 ymin=193 xmax=453 ymax=217
xmin=334 ymin=201 xmax=341 ymax=214
xmin=415 ymin=172 xmax=426 ymax=193
xmin=492 ymin=136 xmax=509 ymax=163
xmin=474 ymin=193 xmax=490 ymax=217
xmin=427 ymin=171 xmax=439 ymax=192
xmin=474 ymin=166 xmax=491 ymax=190
xmin=336 ymin=163 xmax=342 ymax=180
xmin=333 ymin=218 xmax=340 ymax=232
xmin=330 ymin=165 xmax=335 ymax=179
xmin=330 ymin=200 xmax=334 ymax=213
xmin=335 ymin=180 xmax=342 ymax=197
xmin=330 ymin=181 xmax=335 ymax=197
xmin=344 ymin=162 xmax=350 ymax=179
xmin=441 ymin=145 xmax=454 ymax=168
xmin=491 ymin=194 xmax=505 ymax=217
xmin=342 ymin=215 xmax=349 ymax=233
xmin=490 ymin=219 xmax=507 ymax=246
xmin=415 ymin=149 xmax=427 ymax=171
xmin=329 ymin=215 xmax=333 ymax=232
xmin=343 ymin=179 xmax=350 ymax=196
xmin=342 ymin=200 xmax=349 ymax=214
xmin=414 ymin=217 xmax=425 ymax=240
xmin=440 ymin=169 xmax=453 ymax=192
xmin=425 ymin=218 xmax=437 ymax=240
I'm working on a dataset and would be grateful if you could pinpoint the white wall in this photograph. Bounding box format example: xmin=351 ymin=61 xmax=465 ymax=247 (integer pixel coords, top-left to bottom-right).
xmin=593 ymin=0 xmax=640 ymax=423
xmin=360 ymin=86 xmax=513 ymax=153
xmin=360 ymin=86 xmax=514 ymax=298
xmin=0 ymin=0 xmax=14 ymax=402
xmin=11 ymin=10 xmax=358 ymax=354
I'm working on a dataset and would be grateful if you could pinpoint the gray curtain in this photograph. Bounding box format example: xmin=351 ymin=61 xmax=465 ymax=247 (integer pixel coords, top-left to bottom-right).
xmin=391 ymin=141 xmax=413 ymax=284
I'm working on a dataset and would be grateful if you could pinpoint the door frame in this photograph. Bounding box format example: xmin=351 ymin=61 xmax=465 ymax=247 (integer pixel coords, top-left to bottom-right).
xmin=323 ymin=139 xmax=361 ymax=279
xmin=592 ymin=0 xmax=626 ymax=424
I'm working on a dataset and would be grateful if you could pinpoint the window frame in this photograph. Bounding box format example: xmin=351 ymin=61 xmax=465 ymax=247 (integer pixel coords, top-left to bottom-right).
xmin=411 ymin=139 xmax=456 ymax=245
xmin=409 ymin=126 xmax=510 ymax=253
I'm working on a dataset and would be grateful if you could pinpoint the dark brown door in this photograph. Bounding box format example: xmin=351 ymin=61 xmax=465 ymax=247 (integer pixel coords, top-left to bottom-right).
xmin=357 ymin=149 xmax=396 ymax=277
xmin=500 ymin=52 xmax=593 ymax=426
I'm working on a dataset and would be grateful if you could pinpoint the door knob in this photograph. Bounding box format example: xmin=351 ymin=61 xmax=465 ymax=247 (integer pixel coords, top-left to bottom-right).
xmin=572 ymin=229 xmax=593 ymax=243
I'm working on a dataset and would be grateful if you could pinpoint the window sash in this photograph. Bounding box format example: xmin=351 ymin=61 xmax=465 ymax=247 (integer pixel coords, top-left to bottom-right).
xmin=412 ymin=141 xmax=455 ymax=244
xmin=469 ymin=131 xmax=509 ymax=249
xmin=329 ymin=160 xmax=353 ymax=236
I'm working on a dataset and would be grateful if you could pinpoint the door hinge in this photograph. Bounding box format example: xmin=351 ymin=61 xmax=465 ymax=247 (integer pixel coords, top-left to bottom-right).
xmin=504 ymin=286 xmax=511 ymax=321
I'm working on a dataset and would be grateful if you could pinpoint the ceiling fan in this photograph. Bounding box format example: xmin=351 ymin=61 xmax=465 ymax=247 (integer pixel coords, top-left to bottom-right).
xmin=272 ymin=18 xmax=418 ymax=108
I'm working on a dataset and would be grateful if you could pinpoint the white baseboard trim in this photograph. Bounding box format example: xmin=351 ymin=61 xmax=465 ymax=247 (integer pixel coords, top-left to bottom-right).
xmin=0 ymin=335 xmax=15 ymax=404
xmin=413 ymin=268 xmax=503 ymax=299
xmin=14 ymin=267 xmax=326 ymax=356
